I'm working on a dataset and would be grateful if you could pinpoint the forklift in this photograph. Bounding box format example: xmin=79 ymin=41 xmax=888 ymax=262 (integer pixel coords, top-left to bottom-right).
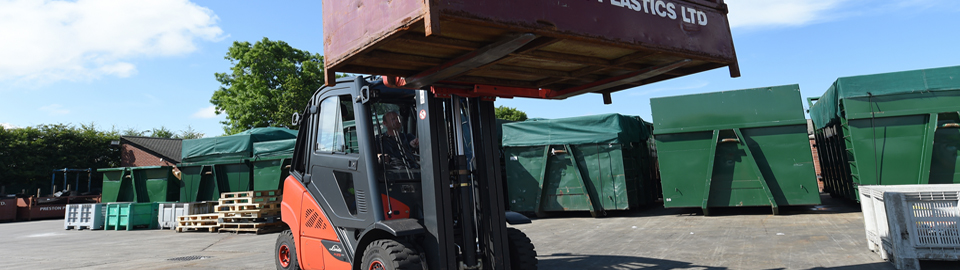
xmin=276 ymin=76 xmax=538 ymax=270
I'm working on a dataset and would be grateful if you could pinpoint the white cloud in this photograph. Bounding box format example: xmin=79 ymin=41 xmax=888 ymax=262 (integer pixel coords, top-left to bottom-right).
xmin=726 ymin=0 xmax=847 ymax=29
xmin=40 ymin=104 xmax=69 ymax=115
xmin=1 ymin=123 xmax=18 ymax=129
xmin=0 ymin=0 xmax=223 ymax=83
xmin=191 ymin=105 xmax=219 ymax=119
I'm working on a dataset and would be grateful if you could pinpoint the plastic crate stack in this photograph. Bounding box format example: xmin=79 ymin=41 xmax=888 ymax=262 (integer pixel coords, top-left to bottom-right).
xmin=215 ymin=190 xmax=283 ymax=234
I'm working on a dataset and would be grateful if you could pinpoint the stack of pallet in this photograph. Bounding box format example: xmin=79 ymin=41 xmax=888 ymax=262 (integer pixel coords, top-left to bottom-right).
xmin=175 ymin=213 xmax=219 ymax=232
xmin=215 ymin=190 xmax=284 ymax=234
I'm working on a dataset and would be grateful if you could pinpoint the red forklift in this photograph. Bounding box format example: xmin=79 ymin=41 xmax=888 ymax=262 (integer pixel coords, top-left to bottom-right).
xmin=278 ymin=1 xmax=739 ymax=269
xmin=276 ymin=76 xmax=538 ymax=270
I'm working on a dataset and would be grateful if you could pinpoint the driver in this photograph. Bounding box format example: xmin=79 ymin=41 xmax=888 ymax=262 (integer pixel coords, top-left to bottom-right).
xmin=377 ymin=111 xmax=419 ymax=164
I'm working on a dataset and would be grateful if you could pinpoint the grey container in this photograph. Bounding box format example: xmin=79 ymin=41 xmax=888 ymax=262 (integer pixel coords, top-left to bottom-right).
xmin=64 ymin=203 xmax=105 ymax=230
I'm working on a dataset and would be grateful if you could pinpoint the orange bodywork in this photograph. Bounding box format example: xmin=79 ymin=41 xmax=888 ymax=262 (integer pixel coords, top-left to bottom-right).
xmin=282 ymin=176 xmax=351 ymax=270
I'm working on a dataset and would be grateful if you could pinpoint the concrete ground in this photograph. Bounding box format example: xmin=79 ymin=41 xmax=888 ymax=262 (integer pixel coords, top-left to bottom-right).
xmin=1 ymin=194 xmax=956 ymax=269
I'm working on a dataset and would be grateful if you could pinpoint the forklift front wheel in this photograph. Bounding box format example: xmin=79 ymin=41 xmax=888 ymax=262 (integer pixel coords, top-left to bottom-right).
xmin=361 ymin=239 xmax=422 ymax=270
xmin=276 ymin=230 xmax=300 ymax=270
xmin=507 ymin=227 xmax=538 ymax=269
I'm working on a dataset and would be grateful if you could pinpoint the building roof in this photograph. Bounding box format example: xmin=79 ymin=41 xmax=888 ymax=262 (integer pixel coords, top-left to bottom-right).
xmin=121 ymin=136 xmax=182 ymax=163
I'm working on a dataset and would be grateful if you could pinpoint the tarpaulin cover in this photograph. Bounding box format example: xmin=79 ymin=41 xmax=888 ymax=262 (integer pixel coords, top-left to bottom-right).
xmin=502 ymin=113 xmax=648 ymax=147
xmin=181 ymin=127 xmax=297 ymax=162
xmin=253 ymin=139 xmax=296 ymax=158
xmin=809 ymin=65 xmax=960 ymax=129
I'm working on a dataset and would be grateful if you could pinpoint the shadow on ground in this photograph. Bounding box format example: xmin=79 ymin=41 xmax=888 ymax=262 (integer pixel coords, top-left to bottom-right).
xmin=538 ymin=253 xmax=941 ymax=270
xmin=526 ymin=193 xmax=865 ymax=219
xmin=538 ymin=253 xmax=726 ymax=270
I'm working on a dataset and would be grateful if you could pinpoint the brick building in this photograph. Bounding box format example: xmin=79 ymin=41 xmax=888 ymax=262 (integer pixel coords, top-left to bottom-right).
xmin=119 ymin=136 xmax=182 ymax=168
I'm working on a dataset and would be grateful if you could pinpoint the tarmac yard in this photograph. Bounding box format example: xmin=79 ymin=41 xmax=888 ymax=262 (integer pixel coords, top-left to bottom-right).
xmin=2 ymin=194 xmax=957 ymax=270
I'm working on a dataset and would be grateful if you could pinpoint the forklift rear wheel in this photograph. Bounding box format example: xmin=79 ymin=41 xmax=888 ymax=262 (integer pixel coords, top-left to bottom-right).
xmin=507 ymin=227 xmax=538 ymax=269
xmin=361 ymin=239 xmax=422 ymax=270
xmin=276 ymin=230 xmax=300 ymax=270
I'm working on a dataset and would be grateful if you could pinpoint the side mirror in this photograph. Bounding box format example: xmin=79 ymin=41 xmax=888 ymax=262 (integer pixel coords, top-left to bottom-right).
xmin=357 ymin=85 xmax=371 ymax=104
xmin=291 ymin=112 xmax=301 ymax=126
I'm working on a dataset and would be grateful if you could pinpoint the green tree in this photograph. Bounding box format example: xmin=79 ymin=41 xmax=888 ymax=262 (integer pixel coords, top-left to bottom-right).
xmin=0 ymin=123 xmax=120 ymax=195
xmin=122 ymin=128 xmax=145 ymax=136
xmin=177 ymin=125 xmax=204 ymax=139
xmin=150 ymin=126 xmax=175 ymax=138
xmin=211 ymin=37 xmax=326 ymax=135
xmin=495 ymin=105 xmax=528 ymax=121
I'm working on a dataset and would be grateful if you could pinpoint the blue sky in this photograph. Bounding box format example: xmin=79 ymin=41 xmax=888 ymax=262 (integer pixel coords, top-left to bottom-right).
xmin=1 ymin=0 xmax=959 ymax=137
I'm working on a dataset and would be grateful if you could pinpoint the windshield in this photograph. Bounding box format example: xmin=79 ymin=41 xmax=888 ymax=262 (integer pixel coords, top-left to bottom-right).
xmin=370 ymin=99 xmax=420 ymax=181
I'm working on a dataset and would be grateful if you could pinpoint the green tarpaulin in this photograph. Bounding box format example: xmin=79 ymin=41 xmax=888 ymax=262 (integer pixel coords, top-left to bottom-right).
xmin=501 ymin=113 xmax=649 ymax=147
xmin=181 ymin=127 xmax=297 ymax=163
xmin=810 ymin=65 xmax=960 ymax=129
xmin=253 ymin=139 xmax=297 ymax=158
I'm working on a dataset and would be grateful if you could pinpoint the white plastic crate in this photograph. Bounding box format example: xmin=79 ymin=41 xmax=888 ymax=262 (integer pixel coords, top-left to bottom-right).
xmin=64 ymin=203 xmax=105 ymax=230
xmin=859 ymin=184 xmax=960 ymax=269
xmin=158 ymin=202 xmax=216 ymax=230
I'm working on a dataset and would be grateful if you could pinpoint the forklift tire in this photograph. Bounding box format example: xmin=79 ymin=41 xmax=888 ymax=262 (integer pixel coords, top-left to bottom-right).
xmin=507 ymin=227 xmax=538 ymax=270
xmin=276 ymin=230 xmax=300 ymax=270
xmin=361 ymin=239 xmax=422 ymax=270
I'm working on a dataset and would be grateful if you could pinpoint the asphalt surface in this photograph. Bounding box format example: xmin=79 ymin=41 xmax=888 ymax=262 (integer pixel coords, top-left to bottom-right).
xmin=2 ymin=194 xmax=957 ymax=269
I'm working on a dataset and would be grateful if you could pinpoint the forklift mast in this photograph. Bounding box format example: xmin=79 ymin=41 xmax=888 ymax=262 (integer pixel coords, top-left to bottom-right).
xmin=280 ymin=76 xmax=517 ymax=270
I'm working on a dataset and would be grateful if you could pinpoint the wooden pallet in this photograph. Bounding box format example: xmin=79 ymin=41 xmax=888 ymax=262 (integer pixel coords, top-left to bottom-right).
xmin=176 ymin=213 xmax=220 ymax=232
xmin=219 ymin=216 xmax=280 ymax=224
xmin=218 ymin=196 xmax=280 ymax=205
xmin=220 ymin=190 xmax=281 ymax=199
xmin=215 ymin=202 xmax=281 ymax=212
xmin=218 ymin=225 xmax=285 ymax=234
xmin=218 ymin=209 xmax=281 ymax=219
xmin=218 ymin=221 xmax=285 ymax=234
xmin=176 ymin=225 xmax=220 ymax=233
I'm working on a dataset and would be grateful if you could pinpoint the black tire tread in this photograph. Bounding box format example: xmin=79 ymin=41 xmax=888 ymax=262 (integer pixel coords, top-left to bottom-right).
xmin=275 ymin=230 xmax=300 ymax=270
xmin=362 ymin=239 xmax=422 ymax=270
xmin=507 ymin=227 xmax=538 ymax=270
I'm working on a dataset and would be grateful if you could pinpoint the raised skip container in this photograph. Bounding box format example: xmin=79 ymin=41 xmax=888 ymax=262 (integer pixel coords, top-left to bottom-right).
xmin=322 ymin=0 xmax=739 ymax=99
xmin=651 ymin=85 xmax=821 ymax=215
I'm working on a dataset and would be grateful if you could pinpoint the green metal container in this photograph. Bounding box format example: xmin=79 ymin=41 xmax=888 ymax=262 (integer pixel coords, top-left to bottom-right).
xmin=104 ymin=202 xmax=159 ymax=230
xmin=100 ymin=168 xmax=134 ymax=203
xmin=178 ymin=163 xmax=220 ymax=202
xmin=215 ymin=161 xmax=252 ymax=193
xmin=250 ymin=138 xmax=295 ymax=191
xmin=502 ymin=114 xmax=656 ymax=217
xmin=809 ymin=66 xmax=960 ymax=201
xmin=651 ymin=85 xmax=820 ymax=215
xmin=252 ymin=157 xmax=291 ymax=191
xmin=129 ymin=166 xmax=179 ymax=203
xmin=177 ymin=128 xmax=297 ymax=201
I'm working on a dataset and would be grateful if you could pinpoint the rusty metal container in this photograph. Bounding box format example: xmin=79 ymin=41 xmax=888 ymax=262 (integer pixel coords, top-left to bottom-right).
xmin=0 ymin=197 xmax=17 ymax=222
xmin=322 ymin=0 xmax=739 ymax=99
xmin=15 ymin=195 xmax=101 ymax=221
